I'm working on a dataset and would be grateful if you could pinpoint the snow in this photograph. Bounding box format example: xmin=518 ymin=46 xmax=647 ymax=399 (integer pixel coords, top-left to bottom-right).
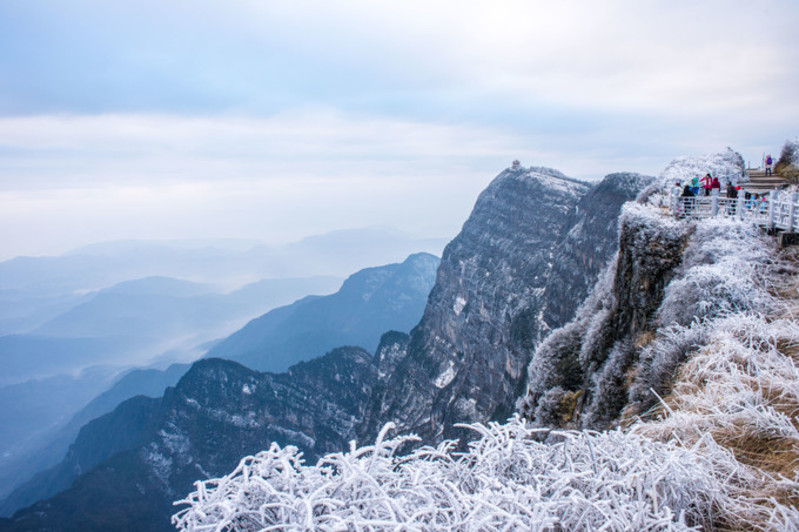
xmin=637 ymin=148 xmax=745 ymax=203
xmin=173 ymin=418 xmax=737 ymax=531
xmin=434 ymin=360 xmax=456 ymax=389
xmin=452 ymin=296 xmax=467 ymax=316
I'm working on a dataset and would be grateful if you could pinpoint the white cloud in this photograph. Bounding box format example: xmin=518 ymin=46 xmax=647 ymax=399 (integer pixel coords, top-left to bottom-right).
xmin=1 ymin=1 xmax=798 ymax=259
xmin=0 ymin=111 xmax=524 ymax=258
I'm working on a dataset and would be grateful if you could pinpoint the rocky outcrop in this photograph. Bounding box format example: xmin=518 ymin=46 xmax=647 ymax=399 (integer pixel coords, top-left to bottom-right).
xmin=519 ymin=151 xmax=747 ymax=430
xmin=360 ymin=168 xmax=589 ymax=443
xmin=361 ymin=169 xmax=653 ymax=443
xmin=519 ymin=204 xmax=691 ymax=428
xmin=540 ymin=172 xmax=654 ymax=331
xmin=3 ymin=166 xmax=654 ymax=530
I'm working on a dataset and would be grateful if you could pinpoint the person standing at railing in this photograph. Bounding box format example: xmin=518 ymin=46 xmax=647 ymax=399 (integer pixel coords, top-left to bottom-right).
xmin=726 ymin=183 xmax=738 ymax=214
xmin=690 ymin=175 xmax=700 ymax=196
xmin=710 ymin=176 xmax=721 ymax=196
xmin=680 ymin=184 xmax=694 ymax=215
xmin=765 ymin=154 xmax=773 ymax=176
xmin=701 ymin=173 xmax=712 ymax=196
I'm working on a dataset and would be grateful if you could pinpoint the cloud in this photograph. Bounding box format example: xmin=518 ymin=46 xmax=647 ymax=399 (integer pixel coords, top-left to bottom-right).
xmin=1 ymin=1 xmax=797 ymax=259
xmin=0 ymin=111 xmax=522 ymax=259
xmin=2 ymin=0 xmax=797 ymax=123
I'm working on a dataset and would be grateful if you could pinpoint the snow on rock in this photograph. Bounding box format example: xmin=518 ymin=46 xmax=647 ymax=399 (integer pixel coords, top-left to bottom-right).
xmin=452 ymin=296 xmax=467 ymax=316
xmin=434 ymin=360 xmax=456 ymax=389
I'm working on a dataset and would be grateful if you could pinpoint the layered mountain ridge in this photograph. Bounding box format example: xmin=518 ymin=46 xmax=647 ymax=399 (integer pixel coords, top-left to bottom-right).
xmin=1 ymin=166 xmax=654 ymax=530
xmin=206 ymin=252 xmax=439 ymax=373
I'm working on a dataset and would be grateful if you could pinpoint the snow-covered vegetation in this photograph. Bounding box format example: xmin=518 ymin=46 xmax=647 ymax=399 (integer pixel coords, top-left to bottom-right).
xmin=174 ymin=418 xmax=755 ymax=531
xmin=173 ymin=151 xmax=799 ymax=530
xmin=638 ymin=148 xmax=745 ymax=203
xmin=776 ymin=138 xmax=799 ymax=183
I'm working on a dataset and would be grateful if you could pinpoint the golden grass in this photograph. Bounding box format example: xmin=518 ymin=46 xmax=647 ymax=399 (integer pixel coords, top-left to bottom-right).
xmin=630 ymin=248 xmax=799 ymax=529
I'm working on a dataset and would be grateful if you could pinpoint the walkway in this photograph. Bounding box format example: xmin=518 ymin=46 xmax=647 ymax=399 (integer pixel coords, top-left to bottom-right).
xmin=672 ymin=189 xmax=799 ymax=233
xmin=743 ymin=168 xmax=788 ymax=195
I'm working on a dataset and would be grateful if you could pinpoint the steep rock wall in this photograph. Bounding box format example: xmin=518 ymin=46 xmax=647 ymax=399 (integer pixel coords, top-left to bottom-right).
xmin=519 ymin=204 xmax=691 ymax=428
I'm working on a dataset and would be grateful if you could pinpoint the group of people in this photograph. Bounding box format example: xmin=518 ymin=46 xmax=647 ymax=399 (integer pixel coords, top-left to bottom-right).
xmin=680 ymin=173 xmax=731 ymax=198
xmin=677 ymin=173 xmax=743 ymax=216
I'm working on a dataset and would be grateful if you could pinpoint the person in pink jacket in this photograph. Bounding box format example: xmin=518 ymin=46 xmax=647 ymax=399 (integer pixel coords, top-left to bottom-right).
xmin=700 ymin=173 xmax=712 ymax=196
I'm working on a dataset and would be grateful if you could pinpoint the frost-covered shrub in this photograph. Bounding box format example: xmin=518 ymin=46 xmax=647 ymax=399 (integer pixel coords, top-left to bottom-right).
xmin=518 ymin=320 xmax=586 ymax=421
xmin=775 ymin=138 xmax=799 ymax=183
xmin=174 ymin=417 xmax=765 ymax=531
xmin=631 ymin=313 xmax=799 ymax=530
xmin=657 ymin=148 xmax=744 ymax=192
xmin=519 ymin=262 xmax=619 ymax=423
xmin=531 ymin=386 xmax=569 ymax=426
xmin=657 ymin=217 xmax=775 ymax=327
xmin=582 ymin=338 xmax=636 ymax=427
xmin=627 ymin=323 xmax=708 ymax=413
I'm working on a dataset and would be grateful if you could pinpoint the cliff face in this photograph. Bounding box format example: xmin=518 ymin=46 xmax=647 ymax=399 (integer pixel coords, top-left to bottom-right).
xmin=518 ymin=204 xmax=691 ymax=428
xmin=519 ymin=152 xmax=748 ymax=430
xmin=360 ymin=168 xmax=588 ymax=442
xmin=361 ymin=169 xmax=653 ymax=442
xmin=4 ymin=166 xmax=654 ymax=530
xmin=540 ymin=172 xmax=655 ymax=332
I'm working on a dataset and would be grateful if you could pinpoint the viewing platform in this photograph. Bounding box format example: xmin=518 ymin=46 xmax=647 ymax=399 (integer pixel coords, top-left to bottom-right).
xmin=671 ymin=188 xmax=799 ymax=237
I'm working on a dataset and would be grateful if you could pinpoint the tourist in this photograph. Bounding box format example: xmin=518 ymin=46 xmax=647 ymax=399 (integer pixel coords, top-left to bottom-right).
xmin=680 ymin=184 xmax=694 ymax=215
xmin=710 ymin=176 xmax=721 ymax=195
xmin=765 ymin=154 xmax=773 ymax=176
xmin=690 ymin=175 xmax=700 ymax=196
xmin=701 ymin=173 xmax=712 ymax=196
xmin=726 ymin=183 xmax=738 ymax=215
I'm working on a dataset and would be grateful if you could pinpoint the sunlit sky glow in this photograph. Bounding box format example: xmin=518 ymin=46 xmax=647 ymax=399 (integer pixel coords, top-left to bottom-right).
xmin=1 ymin=0 xmax=797 ymax=259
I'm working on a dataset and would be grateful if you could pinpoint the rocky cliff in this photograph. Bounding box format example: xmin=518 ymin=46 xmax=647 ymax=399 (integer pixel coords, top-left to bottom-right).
xmin=2 ymin=165 xmax=653 ymax=530
xmin=519 ymin=151 xmax=747 ymax=429
xmin=361 ymin=168 xmax=652 ymax=442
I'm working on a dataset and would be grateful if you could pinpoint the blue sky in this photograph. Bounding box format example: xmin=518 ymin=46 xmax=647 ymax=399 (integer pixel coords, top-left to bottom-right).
xmin=1 ymin=0 xmax=797 ymax=259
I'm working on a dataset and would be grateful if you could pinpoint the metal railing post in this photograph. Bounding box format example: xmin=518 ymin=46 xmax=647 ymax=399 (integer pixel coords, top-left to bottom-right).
xmin=788 ymin=193 xmax=798 ymax=232
xmin=737 ymin=194 xmax=745 ymax=221
xmin=768 ymin=190 xmax=778 ymax=229
xmin=671 ymin=186 xmax=680 ymax=215
xmin=711 ymin=195 xmax=719 ymax=217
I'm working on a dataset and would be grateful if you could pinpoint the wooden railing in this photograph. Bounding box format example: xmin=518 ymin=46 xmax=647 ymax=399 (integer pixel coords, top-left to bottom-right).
xmin=671 ymin=189 xmax=799 ymax=232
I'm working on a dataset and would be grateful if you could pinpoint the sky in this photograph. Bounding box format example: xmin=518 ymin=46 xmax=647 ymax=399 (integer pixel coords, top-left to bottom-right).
xmin=1 ymin=0 xmax=797 ymax=260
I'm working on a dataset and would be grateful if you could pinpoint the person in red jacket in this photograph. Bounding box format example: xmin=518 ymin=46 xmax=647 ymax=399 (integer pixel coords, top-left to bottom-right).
xmin=700 ymin=173 xmax=713 ymax=196
xmin=710 ymin=176 xmax=721 ymax=195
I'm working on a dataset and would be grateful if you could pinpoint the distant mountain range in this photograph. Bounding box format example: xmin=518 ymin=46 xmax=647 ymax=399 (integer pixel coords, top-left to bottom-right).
xmin=0 ymin=253 xmax=440 ymax=516
xmin=0 ymin=228 xmax=448 ymax=295
xmin=206 ymin=252 xmax=440 ymax=372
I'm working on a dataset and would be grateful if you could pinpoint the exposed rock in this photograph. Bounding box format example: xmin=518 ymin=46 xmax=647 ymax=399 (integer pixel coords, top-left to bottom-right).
xmin=361 ymin=169 xmax=652 ymax=443
xmin=3 ymin=165 xmax=654 ymax=530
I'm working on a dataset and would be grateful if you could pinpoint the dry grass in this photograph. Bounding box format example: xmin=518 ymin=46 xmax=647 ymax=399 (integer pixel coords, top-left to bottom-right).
xmin=631 ymin=249 xmax=799 ymax=530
